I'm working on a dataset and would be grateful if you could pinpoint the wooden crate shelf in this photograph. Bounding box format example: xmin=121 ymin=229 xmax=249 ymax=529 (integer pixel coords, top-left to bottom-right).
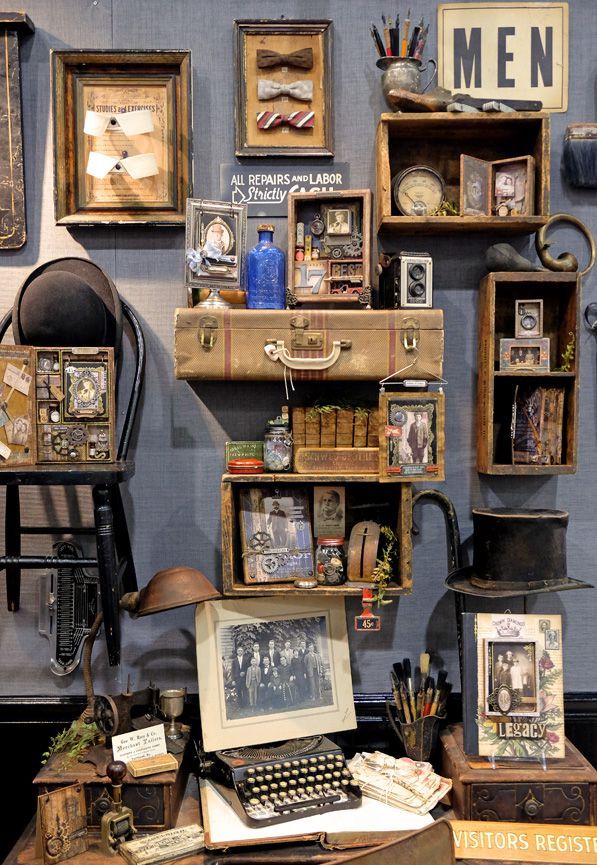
xmin=376 ymin=112 xmax=550 ymax=234
xmin=476 ymin=272 xmax=580 ymax=475
xmin=221 ymin=475 xmax=413 ymax=597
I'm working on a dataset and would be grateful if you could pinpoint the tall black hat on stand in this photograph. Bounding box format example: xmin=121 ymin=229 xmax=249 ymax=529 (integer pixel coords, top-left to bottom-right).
xmin=445 ymin=507 xmax=592 ymax=598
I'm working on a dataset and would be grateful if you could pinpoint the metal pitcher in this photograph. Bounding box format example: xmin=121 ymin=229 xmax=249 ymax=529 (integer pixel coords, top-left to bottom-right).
xmin=376 ymin=57 xmax=437 ymax=109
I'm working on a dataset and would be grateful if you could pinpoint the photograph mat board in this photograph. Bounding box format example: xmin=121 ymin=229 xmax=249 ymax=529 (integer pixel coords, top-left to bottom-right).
xmin=196 ymin=597 xmax=356 ymax=751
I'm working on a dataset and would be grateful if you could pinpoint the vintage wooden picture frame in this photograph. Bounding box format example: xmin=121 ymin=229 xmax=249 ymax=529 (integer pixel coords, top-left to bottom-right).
xmin=499 ymin=338 xmax=550 ymax=372
xmin=493 ymin=156 xmax=535 ymax=217
xmin=235 ymin=20 xmax=333 ymax=157
xmin=238 ymin=487 xmax=314 ymax=584
xmin=51 ymin=50 xmax=192 ymax=225
xmin=196 ymin=596 xmax=356 ymax=751
xmin=379 ymin=391 xmax=445 ymax=482
xmin=185 ymin=199 xmax=247 ymax=307
xmin=514 ymin=298 xmax=543 ymax=339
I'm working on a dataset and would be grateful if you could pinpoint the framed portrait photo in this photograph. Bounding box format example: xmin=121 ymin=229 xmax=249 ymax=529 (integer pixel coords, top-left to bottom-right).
xmin=235 ymin=20 xmax=333 ymax=157
xmin=326 ymin=207 xmax=351 ymax=236
xmin=313 ymin=486 xmax=345 ymax=538
xmin=196 ymin=596 xmax=356 ymax=751
xmin=379 ymin=391 xmax=445 ymax=482
xmin=51 ymin=50 xmax=192 ymax=225
xmin=185 ymin=199 xmax=247 ymax=306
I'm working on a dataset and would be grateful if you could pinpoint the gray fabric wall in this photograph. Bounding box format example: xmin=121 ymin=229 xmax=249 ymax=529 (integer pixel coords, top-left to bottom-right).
xmin=0 ymin=0 xmax=595 ymax=699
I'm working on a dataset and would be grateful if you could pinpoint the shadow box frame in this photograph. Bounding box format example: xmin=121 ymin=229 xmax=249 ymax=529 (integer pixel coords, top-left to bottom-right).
xmin=51 ymin=49 xmax=192 ymax=226
xmin=234 ymin=19 xmax=333 ymax=158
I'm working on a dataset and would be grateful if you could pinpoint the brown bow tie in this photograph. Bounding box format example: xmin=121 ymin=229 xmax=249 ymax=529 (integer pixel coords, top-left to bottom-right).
xmin=256 ymin=48 xmax=313 ymax=70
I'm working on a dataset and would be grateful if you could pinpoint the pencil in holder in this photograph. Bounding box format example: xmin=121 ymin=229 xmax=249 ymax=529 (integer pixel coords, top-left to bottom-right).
xmin=386 ymin=699 xmax=445 ymax=762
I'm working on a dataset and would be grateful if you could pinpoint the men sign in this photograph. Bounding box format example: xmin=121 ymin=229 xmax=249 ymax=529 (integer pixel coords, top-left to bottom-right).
xmin=438 ymin=3 xmax=568 ymax=111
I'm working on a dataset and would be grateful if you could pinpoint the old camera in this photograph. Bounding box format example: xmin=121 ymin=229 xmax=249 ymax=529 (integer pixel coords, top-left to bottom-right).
xmin=399 ymin=252 xmax=433 ymax=308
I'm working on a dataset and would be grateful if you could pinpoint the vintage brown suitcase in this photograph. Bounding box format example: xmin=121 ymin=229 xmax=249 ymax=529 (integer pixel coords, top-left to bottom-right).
xmin=441 ymin=723 xmax=597 ymax=825
xmin=174 ymin=308 xmax=443 ymax=381
xmin=33 ymin=750 xmax=188 ymax=835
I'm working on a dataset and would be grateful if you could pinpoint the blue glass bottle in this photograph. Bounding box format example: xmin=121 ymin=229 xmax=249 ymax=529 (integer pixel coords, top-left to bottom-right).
xmin=246 ymin=223 xmax=286 ymax=309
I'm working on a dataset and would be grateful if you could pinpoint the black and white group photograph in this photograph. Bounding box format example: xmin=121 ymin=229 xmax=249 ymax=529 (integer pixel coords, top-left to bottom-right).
xmin=219 ymin=615 xmax=334 ymax=721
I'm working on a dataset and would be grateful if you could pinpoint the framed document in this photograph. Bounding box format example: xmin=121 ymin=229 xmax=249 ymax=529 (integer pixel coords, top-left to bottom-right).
xmin=235 ymin=20 xmax=333 ymax=158
xmin=51 ymin=50 xmax=192 ymax=225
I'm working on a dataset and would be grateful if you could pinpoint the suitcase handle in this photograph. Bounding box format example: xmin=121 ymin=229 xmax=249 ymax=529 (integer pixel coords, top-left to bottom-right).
xmin=264 ymin=339 xmax=351 ymax=370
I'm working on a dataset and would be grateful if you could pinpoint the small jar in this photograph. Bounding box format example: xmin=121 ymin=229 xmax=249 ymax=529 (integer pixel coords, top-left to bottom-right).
xmin=264 ymin=419 xmax=293 ymax=472
xmin=316 ymin=538 xmax=346 ymax=586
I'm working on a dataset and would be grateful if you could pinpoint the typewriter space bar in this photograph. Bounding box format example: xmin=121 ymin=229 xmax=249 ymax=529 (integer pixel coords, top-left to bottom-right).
xmin=274 ymin=794 xmax=340 ymax=813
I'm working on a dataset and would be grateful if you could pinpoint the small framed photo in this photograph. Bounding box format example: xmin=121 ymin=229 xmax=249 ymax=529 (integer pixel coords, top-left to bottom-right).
xmin=326 ymin=207 xmax=351 ymax=236
xmin=196 ymin=596 xmax=356 ymax=751
xmin=185 ymin=199 xmax=247 ymax=306
xmin=51 ymin=50 xmax=192 ymax=225
xmin=515 ymin=299 xmax=543 ymax=339
xmin=485 ymin=638 xmax=539 ymax=718
xmin=499 ymin=338 xmax=550 ymax=372
xmin=313 ymin=486 xmax=345 ymax=538
xmin=460 ymin=154 xmax=490 ymax=216
xmin=492 ymin=156 xmax=535 ymax=217
xmin=379 ymin=391 xmax=445 ymax=482
xmin=235 ymin=20 xmax=333 ymax=158
xmin=238 ymin=487 xmax=314 ymax=583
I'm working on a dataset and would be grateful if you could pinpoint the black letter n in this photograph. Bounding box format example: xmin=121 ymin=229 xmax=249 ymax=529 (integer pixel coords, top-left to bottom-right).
xmin=453 ymin=27 xmax=481 ymax=88
xmin=531 ymin=26 xmax=553 ymax=87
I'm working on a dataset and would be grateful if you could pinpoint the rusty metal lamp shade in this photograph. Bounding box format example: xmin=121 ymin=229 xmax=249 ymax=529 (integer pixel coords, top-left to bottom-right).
xmin=445 ymin=508 xmax=592 ymax=598
xmin=120 ymin=566 xmax=220 ymax=617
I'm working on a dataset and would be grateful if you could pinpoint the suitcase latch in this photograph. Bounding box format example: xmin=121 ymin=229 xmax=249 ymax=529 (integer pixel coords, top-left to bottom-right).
xmin=402 ymin=318 xmax=420 ymax=352
xmin=198 ymin=315 xmax=218 ymax=351
xmin=289 ymin=316 xmax=324 ymax=350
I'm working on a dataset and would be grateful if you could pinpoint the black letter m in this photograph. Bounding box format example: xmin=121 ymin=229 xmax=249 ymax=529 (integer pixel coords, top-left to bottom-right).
xmin=453 ymin=27 xmax=481 ymax=88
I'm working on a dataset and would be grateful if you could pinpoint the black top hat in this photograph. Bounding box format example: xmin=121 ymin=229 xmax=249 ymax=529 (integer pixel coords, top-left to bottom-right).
xmin=445 ymin=507 xmax=592 ymax=598
xmin=12 ymin=257 xmax=123 ymax=354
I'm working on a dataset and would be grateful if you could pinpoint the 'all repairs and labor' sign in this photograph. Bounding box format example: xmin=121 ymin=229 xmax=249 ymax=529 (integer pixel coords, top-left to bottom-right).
xmin=438 ymin=3 xmax=569 ymax=111
xmin=220 ymin=163 xmax=350 ymax=217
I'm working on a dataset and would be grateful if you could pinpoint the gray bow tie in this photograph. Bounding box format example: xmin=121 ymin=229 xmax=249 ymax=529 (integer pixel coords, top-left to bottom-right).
xmin=257 ymin=79 xmax=313 ymax=102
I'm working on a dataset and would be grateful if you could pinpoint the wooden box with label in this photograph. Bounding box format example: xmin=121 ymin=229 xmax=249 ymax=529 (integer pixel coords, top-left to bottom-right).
xmin=441 ymin=724 xmax=597 ymax=825
xmin=34 ymin=750 xmax=188 ymax=834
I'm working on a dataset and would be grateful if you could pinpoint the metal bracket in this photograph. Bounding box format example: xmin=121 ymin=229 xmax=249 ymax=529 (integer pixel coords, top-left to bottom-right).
xmin=402 ymin=318 xmax=420 ymax=352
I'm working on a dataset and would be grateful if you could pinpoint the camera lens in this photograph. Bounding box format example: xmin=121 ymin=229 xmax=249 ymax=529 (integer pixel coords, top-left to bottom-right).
xmin=409 ymin=282 xmax=425 ymax=298
xmin=521 ymin=314 xmax=537 ymax=330
xmin=409 ymin=264 xmax=425 ymax=280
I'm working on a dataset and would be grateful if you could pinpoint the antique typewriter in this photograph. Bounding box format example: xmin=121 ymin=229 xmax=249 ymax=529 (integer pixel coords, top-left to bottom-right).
xmin=206 ymin=735 xmax=362 ymax=827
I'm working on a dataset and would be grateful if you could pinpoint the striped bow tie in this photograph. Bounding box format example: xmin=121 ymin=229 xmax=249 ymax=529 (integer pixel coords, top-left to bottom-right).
xmin=256 ymin=48 xmax=314 ymax=69
xmin=257 ymin=111 xmax=315 ymax=130
xmin=258 ymin=79 xmax=313 ymax=102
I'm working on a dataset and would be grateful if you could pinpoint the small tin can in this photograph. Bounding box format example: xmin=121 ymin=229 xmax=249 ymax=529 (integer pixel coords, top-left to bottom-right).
xmin=316 ymin=537 xmax=346 ymax=586
xmin=264 ymin=420 xmax=293 ymax=472
xmin=228 ymin=458 xmax=264 ymax=474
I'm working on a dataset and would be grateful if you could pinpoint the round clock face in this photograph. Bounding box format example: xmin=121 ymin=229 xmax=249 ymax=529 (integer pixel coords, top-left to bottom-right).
xmin=521 ymin=313 xmax=537 ymax=331
xmin=393 ymin=165 xmax=445 ymax=216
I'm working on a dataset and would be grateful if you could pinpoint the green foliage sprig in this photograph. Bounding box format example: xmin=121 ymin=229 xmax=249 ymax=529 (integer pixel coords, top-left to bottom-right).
xmin=371 ymin=525 xmax=399 ymax=606
xmin=41 ymin=720 xmax=102 ymax=766
xmin=554 ymin=332 xmax=575 ymax=372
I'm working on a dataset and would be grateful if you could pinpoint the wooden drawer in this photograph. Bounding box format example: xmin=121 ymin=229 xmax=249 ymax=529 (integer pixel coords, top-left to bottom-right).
xmin=441 ymin=724 xmax=597 ymax=826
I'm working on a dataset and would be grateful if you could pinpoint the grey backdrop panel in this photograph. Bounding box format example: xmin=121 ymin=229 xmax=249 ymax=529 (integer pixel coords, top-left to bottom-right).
xmin=0 ymin=0 xmax=595 ymax=697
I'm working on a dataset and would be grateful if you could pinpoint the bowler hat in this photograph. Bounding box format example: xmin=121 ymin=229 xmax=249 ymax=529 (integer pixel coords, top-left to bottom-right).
xmin=445 ymin=507 xmax=592 ymax=597
xmin=12 ymin=257 xmax=123 ymax=353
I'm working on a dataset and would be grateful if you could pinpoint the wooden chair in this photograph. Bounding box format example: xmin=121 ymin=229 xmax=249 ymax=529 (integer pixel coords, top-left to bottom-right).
xmin=0 ymin=300 xmax=145 ymax=666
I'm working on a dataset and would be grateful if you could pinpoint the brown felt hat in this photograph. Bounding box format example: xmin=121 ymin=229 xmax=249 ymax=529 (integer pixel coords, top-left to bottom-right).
xmin=445 ymin=507 xmax=592 ymax=598
xmin=12 ymin=257 xmax=122 ymax=354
